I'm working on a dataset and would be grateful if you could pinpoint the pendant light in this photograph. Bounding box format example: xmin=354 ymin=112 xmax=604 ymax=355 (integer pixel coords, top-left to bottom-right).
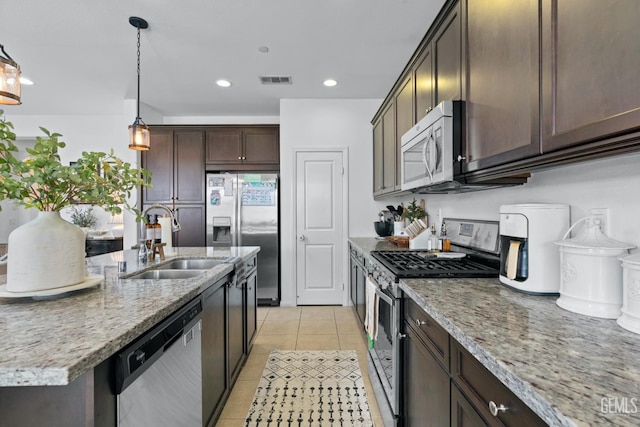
xmin=0 ymin=44 xmax=21 ymax=105
xmin=128 ymin=17 xmax=150 ymax=151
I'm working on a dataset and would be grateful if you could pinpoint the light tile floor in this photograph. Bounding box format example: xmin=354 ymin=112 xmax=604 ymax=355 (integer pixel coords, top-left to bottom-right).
xmin=215 ymin=305 xmax=384 ymax=426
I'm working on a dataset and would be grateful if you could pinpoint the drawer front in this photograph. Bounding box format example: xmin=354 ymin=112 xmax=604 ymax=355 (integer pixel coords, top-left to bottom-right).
xmin=404 ymin=297 xmax=450 ymax=372
xmin=451 ymin=340 xmax=546 ymax=427
xmin=244 ymin=255 xmax=257 ymax=270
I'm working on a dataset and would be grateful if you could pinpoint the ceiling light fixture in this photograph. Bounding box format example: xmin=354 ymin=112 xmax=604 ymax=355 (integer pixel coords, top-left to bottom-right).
xmin=258 ymin=46 xmax=270 ymax=53
xmin=216 ymin=79 xmax=232 ymax=87
xmin=128 ymin=16 xmax=150 ymax=151
xmin=0 ymin=44 xmax=21 ymax=105
xmin=323 ymin=79 xmax=338 ymax=87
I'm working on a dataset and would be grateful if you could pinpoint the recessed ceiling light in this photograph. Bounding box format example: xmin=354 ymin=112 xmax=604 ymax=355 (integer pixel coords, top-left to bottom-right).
xmin=216 ymin=79 xmax=231 ymax=87
xmin=19 ymin=77 xmax=34 ymax=85
xmin=323 ymin=79 xmax=338 ymax=87
xmin=258 ymin=46 xmax=269 ymax=53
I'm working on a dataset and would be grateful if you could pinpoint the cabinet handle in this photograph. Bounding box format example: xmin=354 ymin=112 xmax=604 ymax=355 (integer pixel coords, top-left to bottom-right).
xmin=398 ymin=333 xmax=406 ymax=339
xmin=238 ymin=156 xmax=242 ymax=160
xmin=488 ymin=401 xmax=508 ymax=417
xmin=414 ymin=318 xmax=427 ymax=327
xmin=457 ymin=155 xmax=466 ymax=162
xmin=242 ymin=156 xmax=246 ymax=160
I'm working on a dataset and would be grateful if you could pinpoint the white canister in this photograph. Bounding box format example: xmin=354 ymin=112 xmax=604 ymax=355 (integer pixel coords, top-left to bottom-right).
xmin=393 ymin=221 xmax=406 ymax=236
xmin=617 ymin=254 xmax=640 ymax=334
xmin=554 ymin=216 xmax=635 ymax=319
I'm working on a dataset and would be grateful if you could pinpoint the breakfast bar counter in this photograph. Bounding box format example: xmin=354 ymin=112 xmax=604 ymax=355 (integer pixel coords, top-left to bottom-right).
xmin=0 ymin=246 xmax=258 ymax=387
xmin=350 ymin=237 xmax=640 ymax=426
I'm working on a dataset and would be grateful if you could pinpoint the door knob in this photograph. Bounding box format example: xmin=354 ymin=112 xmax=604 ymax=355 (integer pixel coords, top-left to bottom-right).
xmin=298 ymin=235 xmax=305 ymax=241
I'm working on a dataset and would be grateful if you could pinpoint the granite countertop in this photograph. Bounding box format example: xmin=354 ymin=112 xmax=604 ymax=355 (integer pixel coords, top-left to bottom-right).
xmin=349 ymin=237 xmax=640 ymax=427
xmin=0 ymin=246 xmax=259 ymax=387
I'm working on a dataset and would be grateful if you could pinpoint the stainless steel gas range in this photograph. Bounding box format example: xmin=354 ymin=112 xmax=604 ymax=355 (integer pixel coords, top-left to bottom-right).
xmin=365 ymin=218 xmax=500 ymax=426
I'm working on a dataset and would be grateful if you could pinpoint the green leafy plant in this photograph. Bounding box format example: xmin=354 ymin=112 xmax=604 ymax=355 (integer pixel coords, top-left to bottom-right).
xmin=403 ymin=198 xmax=427 ymax=223
xmin=69 ymin=206 xmax=98 ymax=228
xmin=0 ymin=111 xmax=151 ymax=216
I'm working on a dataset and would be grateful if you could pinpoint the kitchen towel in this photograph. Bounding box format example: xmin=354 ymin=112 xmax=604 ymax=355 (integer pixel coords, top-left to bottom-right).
xmin=364 ymin=276 xmax=379 ymax=350
xmin=506 ymin=240 xmax=521 ymax=280
xmin=158 ymin=216 xmax=174 ymax=255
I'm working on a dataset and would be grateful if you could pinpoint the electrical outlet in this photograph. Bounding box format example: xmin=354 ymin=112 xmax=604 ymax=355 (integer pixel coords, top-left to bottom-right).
xmin=589 ymin=207 xmax=610 ymax=235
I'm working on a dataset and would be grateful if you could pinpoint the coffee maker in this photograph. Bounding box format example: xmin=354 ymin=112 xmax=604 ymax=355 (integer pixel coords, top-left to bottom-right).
xmin=499 ymin=204 xmax=570 ymax=294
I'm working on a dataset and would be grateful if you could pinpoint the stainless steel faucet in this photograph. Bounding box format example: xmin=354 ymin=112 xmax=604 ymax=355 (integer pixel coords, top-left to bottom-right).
xmin=134 ymin=205 xmax=182 ymax=257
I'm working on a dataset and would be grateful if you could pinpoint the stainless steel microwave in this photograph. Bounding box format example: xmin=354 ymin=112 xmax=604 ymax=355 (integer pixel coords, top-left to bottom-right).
xmin=401 ymin=100 xmax=461 ymax=192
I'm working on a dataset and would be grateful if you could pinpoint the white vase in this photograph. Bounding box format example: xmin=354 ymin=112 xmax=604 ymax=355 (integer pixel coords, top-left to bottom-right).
xmin=7 ymin=211 xmax=86 ymax=292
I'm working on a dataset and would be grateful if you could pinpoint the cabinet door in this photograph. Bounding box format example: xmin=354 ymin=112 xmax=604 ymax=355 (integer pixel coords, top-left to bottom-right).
xmin=414 ymin=44 xmax=433 ymax=122
xmin=464 ymin=0 xmax=541 ymax=172
xmin=227 ymin=280 xmax=244 ymax=385
xmin=355 ymin=261 xmax=366 ymax=325
xmin=372 ymin=119 xmax=384 ymax=195
xmin=382 ymin=102 xmax=396 ymax=193
xmin=433 ymin=1 xmax=462 ymax=105
xmin=451 ymin=385 xmax=487 ymax=427
xmin=206 ymin=129 xmax=243 ymax=164
xmin=243 ymin=128 xmax=279 ymax=164
xmin=541 ymin=0 xmax=640 ymax=152
xmin=174 ymin=131 xmax=205 ymax=204
xmin=174 ymin=205 xmax=206 ymax=247
xmin=143 ymin=129 xmax=174 ymax=204
xmin=245 ymin=269 xmax=258 ymax=354
xmin=202 ymin=281 xmax=228 ymax=426
xmin=451 ymin=340 xmax=545 ymax=426
xmin=402 ymin=323 xmax=450 ymax=426
xmin=395 ymin=76 xmax=414 ymax=187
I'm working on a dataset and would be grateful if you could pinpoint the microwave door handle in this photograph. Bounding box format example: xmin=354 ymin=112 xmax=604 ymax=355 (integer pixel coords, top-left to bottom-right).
xmin=422 ymin=128 xmax=435 ymax=181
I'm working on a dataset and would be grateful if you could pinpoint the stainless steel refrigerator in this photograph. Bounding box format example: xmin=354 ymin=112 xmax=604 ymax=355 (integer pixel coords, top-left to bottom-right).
xmin=206 ymin=173 xmax=279 ymax=305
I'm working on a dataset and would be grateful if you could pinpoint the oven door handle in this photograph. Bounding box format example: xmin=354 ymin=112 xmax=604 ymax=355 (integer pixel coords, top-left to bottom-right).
xmin=374 ymin=286 xmax=394 ymax=306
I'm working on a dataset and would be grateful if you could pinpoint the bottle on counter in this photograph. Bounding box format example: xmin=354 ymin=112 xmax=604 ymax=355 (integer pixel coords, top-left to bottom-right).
xmin=145 ymin=215 xmax=154 ymax=249
xmin=440 ymin=222 xmax=450 ymax=252
xmin=153 ymin=214 xmax=162 ymax=244
xmin=428 ymin=224 xmax=439 ymax=251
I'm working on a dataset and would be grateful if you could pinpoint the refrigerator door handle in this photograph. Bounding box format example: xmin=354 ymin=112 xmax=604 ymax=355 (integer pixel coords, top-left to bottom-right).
xmin=235 ymin=175 xmax=241 ymax=246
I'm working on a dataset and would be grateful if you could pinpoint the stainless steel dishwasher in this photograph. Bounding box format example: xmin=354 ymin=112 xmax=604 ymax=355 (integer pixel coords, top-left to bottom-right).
xmin=115 ymin=297 xmax=203 ymax=427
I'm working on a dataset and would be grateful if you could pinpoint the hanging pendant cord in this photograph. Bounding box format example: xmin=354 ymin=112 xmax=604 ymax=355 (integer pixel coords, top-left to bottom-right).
xmin=135 ymin=27 xmax=141 ymax=120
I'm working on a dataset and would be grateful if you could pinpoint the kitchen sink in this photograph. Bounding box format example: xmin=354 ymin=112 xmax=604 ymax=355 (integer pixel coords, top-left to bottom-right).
xmin=125 ymin=269 xmax=207 ymax=280
xmin=156 ymin=259 xmax=227 ymax=270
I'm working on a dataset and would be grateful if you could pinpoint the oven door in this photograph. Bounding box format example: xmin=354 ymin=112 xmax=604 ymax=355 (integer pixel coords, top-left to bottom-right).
xmin=401 ymin=112 xmax=454 ymax=192
xmin=369 ymin=286 xmax=401 ymax=417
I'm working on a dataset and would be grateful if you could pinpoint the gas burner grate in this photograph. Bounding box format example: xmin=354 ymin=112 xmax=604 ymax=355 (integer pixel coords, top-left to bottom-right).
xmin=370 ymin=251 xmax=499 ymax=279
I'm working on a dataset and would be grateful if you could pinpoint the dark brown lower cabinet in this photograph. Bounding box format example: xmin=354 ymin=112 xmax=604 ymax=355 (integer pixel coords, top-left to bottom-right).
xmin=451 ymin=384 xmax=486 ymax=427
xmin=450 ymin=340 xmax=546 ymax=427
xmin=227 ymin=279 xmax=245 ymax=386
xmin=402 ymin=294 xmax=547 ymax=427
xmin=202 ymin=279 xmax=228 ymax=427
xmin=402 ymin=321 xmax=450 ymax=426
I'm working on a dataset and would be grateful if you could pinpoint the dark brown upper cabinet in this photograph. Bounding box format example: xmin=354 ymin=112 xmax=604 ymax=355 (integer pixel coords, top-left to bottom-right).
xmin=414 ymin=45 xmax=433 ymax=123
xmin=372 ymin=117 xmax=385 ymax=195
xmin=206 ymin=126 xmax=279 ymax=170
xmin=463 ymin=0 xmax=541 ymax=173
xmin=433 ymin=1 xmax=462 ymax=106
xmin=541 ymin=0 xmax=640 ymax=153
xmin=395 ymin=75 xmax=415 ymax=187
xmin=143 ymin=129 xmax=205 ymax=205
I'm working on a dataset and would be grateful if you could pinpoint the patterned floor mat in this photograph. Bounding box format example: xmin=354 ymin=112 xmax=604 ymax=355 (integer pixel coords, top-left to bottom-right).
xmin=245 ymin=349 xmax=373 ymax=426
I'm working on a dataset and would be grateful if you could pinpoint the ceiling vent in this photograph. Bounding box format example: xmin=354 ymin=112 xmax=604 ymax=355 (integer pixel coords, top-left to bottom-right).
xmin=259 ymin=76 xmax=292 ymax=85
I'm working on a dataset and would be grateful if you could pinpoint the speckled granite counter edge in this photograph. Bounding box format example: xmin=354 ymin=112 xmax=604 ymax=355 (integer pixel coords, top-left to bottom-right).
xmin=0 ymin=247 xmax=259 ymax=387
xmin=400 ymin=284 xmax=575 ymax=427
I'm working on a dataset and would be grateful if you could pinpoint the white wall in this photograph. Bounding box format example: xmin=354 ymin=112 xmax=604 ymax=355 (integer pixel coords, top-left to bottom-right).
xmin=279 ymin=98 xmax=382 ymax=306
xmin=377 ymin=151 xmax=640 ymax=252
xmin=3 ymin=102 xmax=144 ymax=248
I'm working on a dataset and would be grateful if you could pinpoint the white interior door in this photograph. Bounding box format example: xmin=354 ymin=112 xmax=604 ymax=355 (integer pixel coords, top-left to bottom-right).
xmin=295 ymin=150 xmax=344 ymax=305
